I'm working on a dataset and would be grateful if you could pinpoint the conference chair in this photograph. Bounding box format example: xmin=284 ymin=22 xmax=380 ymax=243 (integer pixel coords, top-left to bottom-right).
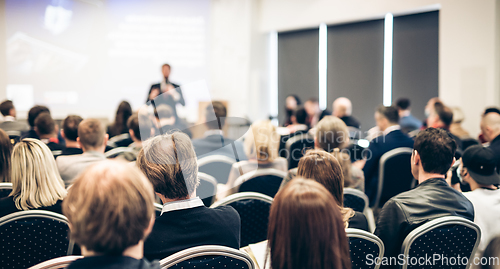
xmin=104 ymin=147 xmax=136 ymax=159
xmin=6 ymin=130 xmax=21 ymax=145
xmin=400 ymin=216 xmax=481 ymax=269
xmin=347 ymin=228 xmax=384 ymax=269
xmin=233 ymin=168 xmax=287 ymax=198
xmin=344 ymin=188 xmax=376 ymax=232
xmin=198 ymin=155 xmax=237 ymax=185
xmin=198 ymin=172 xmax=218 ymax=206
xmin=155 ymin=202 xmax=163 ymax=217
xmin=373 ymin=147 xmax=414 ymax=210
xmin=408 ymin=129 xmax=420 ymax=138
xmin=0 ymin=182 xmax=12 ymax=199
xmin=0 ymin=210 xmax=75 ymax=268
xmin=284 ymin=133 xmax=315 ymax=169
xmin=160 ymin=245 xmax=255 ymax=269
xmin=348 ymin=126 xmax=363 ymax=140
xmin=211 ymin=192 xmax=273 ymax=247
xmin=28 ymin=255 xmax=83 ymax=269
xmin=107 ymin=133 xmax=133 ymax=148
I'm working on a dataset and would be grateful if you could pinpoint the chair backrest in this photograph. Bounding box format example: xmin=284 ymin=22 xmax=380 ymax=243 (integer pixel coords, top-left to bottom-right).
xmin=408 ymin=129 xmax=420 ymax=138
xmin=198 ymin=155 xmax=237 ymax=185
xmin=234 ymin=169 xmax=287 ymax=198
xmin=400 ymin=216 xmax=481 ymax=269
xmin=348 ymin=127 xmax=363 ymax=140
xmin=29 ymin=255 xmax=83 ymax=269
xmin=343 ymin=188 xmax=369 ymax=213
xmin=104 ymin=147 xmax=136 ymax=159
xmin=0 ymin=210 xmax=75 ymax=268
xmin=198 ymin=172 xmax=218 ymax=206
xmin=6 ymin=130 xmax=21 ymax=145
xmin=284 ymin=133 xmax=315 ymax=169
xmin=160 ymin=245 xmax=255 ymax=269
xmin=0 ymin=182 xmax=13 ymax=199
xmin=155 ymin=202 xmax=163 ymax=217
xmin=107 ymin=133 xmax=132 ymax=148
xmin=374 ymin=147 xmax=414 ymax=209
xmin=347 ymin=228 xmax=384 ymax=269
xmin=211 ymin=192 xmax=273 ymax=247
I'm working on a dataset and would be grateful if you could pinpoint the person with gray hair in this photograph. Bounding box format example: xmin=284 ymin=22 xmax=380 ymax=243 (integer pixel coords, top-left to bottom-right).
xmin=137 ymin=131 xmax=240 ymax=260
xmin=332 ymin=97 xmax=360 ymax=129
xmin=481 ymin=111 xmax=500 ymax=174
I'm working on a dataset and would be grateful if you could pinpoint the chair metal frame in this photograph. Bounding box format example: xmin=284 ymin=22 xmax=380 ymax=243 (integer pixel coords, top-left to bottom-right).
xmin=374 ymin=147 xmax=414 ymax=210
xmin=198 ymin=155 xmax=237 ymax=167
xmin=344 ymin=188 xmax=376 ymax=232
xmin=0 ymin=210 xmax=75 ymax=255
xmin=106 ymin=133 xmax=131 ymax=147
xmin=28 ymin=255 xmax=83 ymax=269
xmin=154 ymin=202 xmax=163 ymax=213
xmin=346 ymin=228 xmax=385 ymax=269
xmin=160 ymin=245 xmax=255 ymax=269
xmin=232 ymin=168 xmax=287 ymax=190
xmin=104 ymin=147 xmax=136 ymax=158
xmin=211 ymin=192 xmax=273 ymax=208
xmin=400 ymin=216 xmax=481 ymax=269
xmin=284 ymin=133 xmax=315 ymax=169
xmin=0 ymin=182 xmax=13 ymax=190
xmin=198 ymin=172 xmax=218 ymax=204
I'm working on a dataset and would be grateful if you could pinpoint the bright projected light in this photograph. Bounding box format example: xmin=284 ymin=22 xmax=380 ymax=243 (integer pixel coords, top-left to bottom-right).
xmin=269 ymin=31 xmax=279 ymax=125
xmin=383 ymin=13 xmax=393 ymax=107
xmin=319 ymin=23 xmax=327 ymax=110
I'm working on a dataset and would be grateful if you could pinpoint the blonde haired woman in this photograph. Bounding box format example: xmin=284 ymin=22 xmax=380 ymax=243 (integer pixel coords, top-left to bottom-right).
xmin=0 ymin=139 xmax=67 ymax=217
xmin=223 ymin=120 xmax=287 ymax=197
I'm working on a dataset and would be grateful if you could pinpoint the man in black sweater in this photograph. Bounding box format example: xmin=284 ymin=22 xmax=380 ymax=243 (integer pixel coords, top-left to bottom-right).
xmin=137 ymin=132 xmax=241 ymax=260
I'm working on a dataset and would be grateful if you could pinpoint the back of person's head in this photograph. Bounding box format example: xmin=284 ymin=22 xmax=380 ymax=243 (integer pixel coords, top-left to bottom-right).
xmin=28 ymin=105 xmax=50 ymax=128
xmin=315 ymin=116 xmax=349 ymax=151
xmin=128 ymin=113 xmax=153 ymax=141
xmin=267 ymin=178 xmax=351 ymax=269
xmin=155 ymin=105 xmax=174 ymax=120
xmin=292 ymin=106 xmax=307 ymax=125
xmin=481 ymin=111 xmax=500 ymax=142
xmin=434 ymin=102 xmax=453 ymax=127
xmin=111 ymin=101 xmax=133 ymax=136
xmin=62 ymin=115 xmax=83 ymax=142
xmin=333 ymin=97 xmax=353 ymax=117
xmin=78 ymin=119 xmax=107 ymax=151
xmin=482 ymin=236 xmax=500 ymax=269
xmin=376 ymin=105 xmax=399 ymax=125
xmin=395 ymin=98 xmax=411 ymax=111
xmin=244 ymin=120 xmax=279 ymax=163
xmin=10 ymin=139 xmax=66 ymax=210
xmin=63 ymin=160 xmax=155 ymax=255
xmin=205 ymin=101 xmax=227 ymax=129
xmin=137 ymin=132 xmax=199 ymax=200
xmin=413 ymin=128 xmax=456 ymax=175
xmin=450 ymin=107 xmax=465 ymax=124
xmin=0 ymin=129 xmax=12 ymax=183
xmin=0 ymin=100 xmax=14 ymax=117
xmin=484 ymin=107 xmax=500 ymax=116
xmin=34 ymin=112 xmax=56 ymax=136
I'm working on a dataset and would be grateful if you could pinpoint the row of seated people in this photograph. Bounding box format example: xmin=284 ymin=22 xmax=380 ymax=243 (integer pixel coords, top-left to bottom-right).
xmin=1 ymin=127 xmax=500 ymax=269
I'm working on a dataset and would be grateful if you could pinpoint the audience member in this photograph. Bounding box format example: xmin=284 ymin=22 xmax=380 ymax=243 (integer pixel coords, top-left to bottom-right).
xmin=124 ymin=113 xmax=154 ymax=159
xmin=423 ymin=97 xmax=441 ymax=128
xmin=333 ymin=97 xmax=360 ymax=129
xmin=359 ymin=105 xmax=414 ymax=206
xmin=460 ymin=145 xmax=500 ymax=253
xmin=304 ymin=98 xmax=330 ymax=128
xmin=283 ymin=106 xmax=309 ymax=135
xmin=154 ymin=104 xmax=191 ymax=137
xmin=450 ymin=107 xmax=471 ymax=139
xmin=21 ymin=105 xmax=50 ymax=139
xmin=60 ymin=115 xmax=84 ymax=156
xmin=280 ymin=116 xmax=364 ymax=191
xmin=64 ymin=161 xmax=160 ymax=269
xmin=192 ymin=101 xmax=247 ymax=160
xmin=34 ymin=112 xmax=64 ymax=154
xmin=57 ymin=119 xmax=108 ymax=186
xmin=481 ymin=111 xmax=500 ymax=170
xmin=395 ymin=98 xmax=421 ymax=133
xmin=482 ymin=237 xmax=500 ymax=269
xmin=0 ymin=129 xmax=12 ymax=182
xmin=137 ymin=132 xmax=241 ymax=260
xmin=108 ymin=101 xmax=133 ymax=138
xmin=375 ymin=128 xmax=474 ymax=264
xmin=427 ymin=101 xmax=463 ymax=150
xmin=283 ymin=94 xmax=301 ymax=127
xmin=0 ymin=100 xmax=29 ymax=133
xmin=0 ymin=139 xmax=66 ymax=217
xmin=484 ymin=107 xmax=500 ymax=116
xmin=297 ymin=150 xmax=369 ymax=231
xmin=225 ymin=120 xmax=287 ymax=195
xmin=266 ymin=178 xmax=351 ymax=269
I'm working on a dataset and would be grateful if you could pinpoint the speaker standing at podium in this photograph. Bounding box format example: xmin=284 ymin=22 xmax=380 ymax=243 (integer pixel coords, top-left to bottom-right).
xmin=146 ymin=63 xmax=185 ymax=119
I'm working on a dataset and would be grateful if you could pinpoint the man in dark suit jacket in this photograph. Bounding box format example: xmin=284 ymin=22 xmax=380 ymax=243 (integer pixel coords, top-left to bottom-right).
xmin=0 ymin=100 xmax=29 ymax=133
xmin=147 ymin=64 xmax=185 ymax=119
xmin=358 ymin=105 xmax=414 ymax=206
xmin=192 ymin=102 xmax=247 ymax=161
xmin=137 ymin=132 xmax=241 ymax=260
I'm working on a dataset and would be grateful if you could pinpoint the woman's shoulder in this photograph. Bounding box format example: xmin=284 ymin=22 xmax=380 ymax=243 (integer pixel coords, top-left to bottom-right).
xmin=0 ymin=196 xmax=18 ymax=218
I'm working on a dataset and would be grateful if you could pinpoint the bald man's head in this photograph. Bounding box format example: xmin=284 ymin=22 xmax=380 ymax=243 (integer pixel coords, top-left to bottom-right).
xmin=332 ymin=97 xmax=352 ymax=118
xmin=481 ymin=112 xmax=500 ymax=142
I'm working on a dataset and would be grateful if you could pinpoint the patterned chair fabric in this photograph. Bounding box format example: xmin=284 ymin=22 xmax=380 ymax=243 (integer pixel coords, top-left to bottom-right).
xmin=211 ymin=192 xmax=273 ymax=248
xmin=0 ymin=183 xmax=12 ymax=199
xmin=347 ymin=228 xmax=385 ymax=269
xmin=344 ymin=188 xmax=368 ymax=213
xmin=284 ymin=134 xmax=315 ymax=170
xmin=0 ymin=210 xmax=74 ymax=269
xmin=401 ymin=216 xmax=481 ymax=269
xmin=235 ymin=169 xmax=286 ymax=198
xmin=160 ymin=245 xmax=255 ymax=269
